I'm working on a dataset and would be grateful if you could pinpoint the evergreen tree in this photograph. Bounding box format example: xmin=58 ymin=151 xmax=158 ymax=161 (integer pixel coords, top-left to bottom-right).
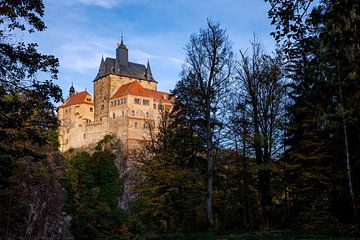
xmin=266 ymin=0 xmax=360 ymax=226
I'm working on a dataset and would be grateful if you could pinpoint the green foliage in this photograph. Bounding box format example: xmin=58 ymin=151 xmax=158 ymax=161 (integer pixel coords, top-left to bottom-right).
xmin=62 ymin=148 xmax=126 ymax=239
xmin=0 ymin=0 xmax=62 ymax=237
xmin=266 ymin=0 xmax=360 ymax=227
xmin=129 ymin=107 xmax=207 ymax=233
xmin=95 ymin=134 xmax=114 ymax=150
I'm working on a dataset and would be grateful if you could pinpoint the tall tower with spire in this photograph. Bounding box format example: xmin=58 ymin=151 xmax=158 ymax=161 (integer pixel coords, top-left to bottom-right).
xmin=93 ymin=36 xmax=158 ymax=122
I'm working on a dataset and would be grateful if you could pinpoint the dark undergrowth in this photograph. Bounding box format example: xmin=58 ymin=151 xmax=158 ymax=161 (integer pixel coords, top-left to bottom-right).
xmin=111 ymin=230 xmax=360 ymax=240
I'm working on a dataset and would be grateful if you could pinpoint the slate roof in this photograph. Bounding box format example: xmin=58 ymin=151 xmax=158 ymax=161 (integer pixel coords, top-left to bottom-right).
xmin=110 ymin=81 xmax=172 ymax=104
xmin=94 ymin=57 xmax=157 ymax=82
xmin=60 ymin=91 xmax=93 ymax=108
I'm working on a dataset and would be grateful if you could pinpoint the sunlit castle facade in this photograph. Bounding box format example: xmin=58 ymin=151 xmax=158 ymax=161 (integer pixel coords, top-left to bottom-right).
xmin=58 ymin=39 xmax=174 ymax=152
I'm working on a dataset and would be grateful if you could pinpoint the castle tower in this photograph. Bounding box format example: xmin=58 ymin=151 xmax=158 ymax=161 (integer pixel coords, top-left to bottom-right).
xmin=93 ymin=38 xmax=159 ymax=122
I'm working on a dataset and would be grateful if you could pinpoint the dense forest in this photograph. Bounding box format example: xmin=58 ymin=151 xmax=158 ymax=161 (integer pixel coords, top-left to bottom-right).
xmin=0 ymin=0 xmax=359 ymax=239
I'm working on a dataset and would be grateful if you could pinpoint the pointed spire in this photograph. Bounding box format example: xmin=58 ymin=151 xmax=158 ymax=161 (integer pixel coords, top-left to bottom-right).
xmin=69 ymin=82 xmax=75 ymax=97
xmin=145 ymin=60 xmax=153 ymax=80
xmin=99 ymin=55 xmax=105 ymax=75
xmin=117 ymin=32 xmax=127 ymax=49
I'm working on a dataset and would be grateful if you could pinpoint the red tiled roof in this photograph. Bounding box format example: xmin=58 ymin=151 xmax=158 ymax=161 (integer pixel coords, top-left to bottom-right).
xmin=110 ymin=81 xmax=173 ymax=104
xmin=60 ymin=91 xmax=93 ymax=108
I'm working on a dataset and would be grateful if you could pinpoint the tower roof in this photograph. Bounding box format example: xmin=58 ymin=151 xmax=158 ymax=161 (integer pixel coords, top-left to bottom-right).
xmin=94 ymin=57 xmax=157 ymax=82
xmin=94 ymin=40 xmax=157 ymax=82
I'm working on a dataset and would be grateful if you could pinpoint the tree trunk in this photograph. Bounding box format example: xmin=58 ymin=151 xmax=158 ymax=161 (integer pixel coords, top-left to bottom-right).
xmin=338 ymin=62 xmax=358 ymax=223
xmin=206 ymin=112 xmax=214 ymax=229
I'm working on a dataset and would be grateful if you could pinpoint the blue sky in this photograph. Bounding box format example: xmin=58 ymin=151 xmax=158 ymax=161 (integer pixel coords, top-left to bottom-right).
xmin=29 ymin=0 xmax=276 ymax=99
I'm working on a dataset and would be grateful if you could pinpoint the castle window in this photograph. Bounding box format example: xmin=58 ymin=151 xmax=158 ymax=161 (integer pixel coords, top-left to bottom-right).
xmin=114 ymin=101 xmax=117 ymax=107
xmin=134 ymin=98 xmax=141 ymax=104
xmin=145 ymin=112 xmax=149 ymax=118
xmin=118 ymin=100 xmax=121 ymax=105
xmin=100 ymin=117 xmax=102 ymax=121
xmin=124 ymin=98 xmax=127 ymax=104
xmin=87 ymin=98 xmax=91 ymax=101
xmin=143 ymin=122 xmax=148 ymax=129
xmin=83 ymin=134 xmax=86 ymax=139
xmin=122 ymin=111 xmax=124 ymax=117
xmin=90 ymin=107 xmax=93 ymax=112
xmin=134 ymin=122 xmax=138 ymax=129
xmin=153 ymin=104 xmax=156 ymax=109
xmin=131 ymin=110 xmax=135 ymax=116
xmin=111 ymin=102 xmax=113 ymax=107
xmin=113 ymin=113 xmax=115 ymax=119
xmin=143 ymin=99 xmax=150 ymax=106
xmin=101 ymin=104 xmax=104 ymax=110
xmin=158 ymin=104 xmax=164 ymax=110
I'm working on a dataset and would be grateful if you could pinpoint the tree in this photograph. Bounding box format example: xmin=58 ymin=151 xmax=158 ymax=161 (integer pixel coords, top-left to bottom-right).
xmin=129 ymin=106 xmax=206 ymax=233
xmin=234 ymin=38 xmax=285 ymax=228
xmin=266 ymin=0 xmax=360 ymax=226
xmin=173 ymin=19 xmax=234 ymax=229
xmin=62 ymin=144 xmax=125 ymax=239
xmin=0 ymin=0 xmax=62 ymax=237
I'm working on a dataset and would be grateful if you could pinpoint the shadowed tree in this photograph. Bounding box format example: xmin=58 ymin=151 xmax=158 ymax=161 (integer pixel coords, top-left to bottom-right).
xmin=173 ymin=19 xmax=234 ymax=229
xmin=0 ymin=0 xmax=62 ymax=237
xmin=234 ymin=38 xmax=285 ymax=229
xmin=266 ymin=0 xmax=359 ymax=225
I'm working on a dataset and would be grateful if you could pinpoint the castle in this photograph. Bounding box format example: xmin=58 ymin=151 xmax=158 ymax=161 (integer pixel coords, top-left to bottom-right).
xmin=58 ymin=39 xmax=173 ymax=152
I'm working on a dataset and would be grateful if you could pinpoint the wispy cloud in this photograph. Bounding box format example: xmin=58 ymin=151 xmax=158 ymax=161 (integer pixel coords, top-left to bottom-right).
xmin=58 ymin=37 xmax=115 ymax=73
xmin=77 ymin=0 xmax=120 ymax=8
xmin=75 ymin=0 xmax=150 ymax=8
xmin=131 ymin=49 xmax=183 ymax=67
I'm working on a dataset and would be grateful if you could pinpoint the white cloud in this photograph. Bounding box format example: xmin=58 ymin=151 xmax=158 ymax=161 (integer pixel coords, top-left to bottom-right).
xmin=77 ymin=0 xmax=120 ymax=8
xmin=75 ymin=0 xmax=150 ymax=8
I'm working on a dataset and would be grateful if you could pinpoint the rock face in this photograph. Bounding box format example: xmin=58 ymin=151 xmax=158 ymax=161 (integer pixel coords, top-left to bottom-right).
xmin=24 ymin=152 xmax=73 ymax=239
xmin=8 ymin=151 xmax=74 ymax=240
